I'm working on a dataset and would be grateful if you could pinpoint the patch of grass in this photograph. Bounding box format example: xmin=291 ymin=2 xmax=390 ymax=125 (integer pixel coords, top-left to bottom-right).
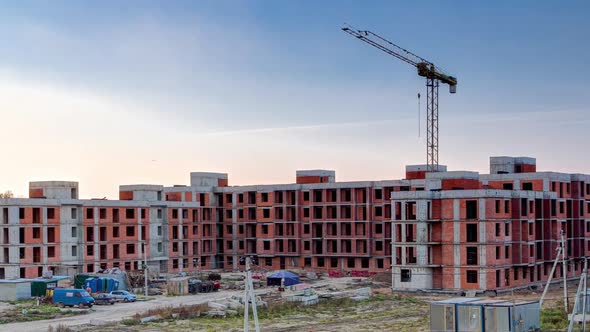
xmin=121 ymin=319 xmax=141 ymax=326
xmin=7 ymin=299 xmax=35 ymax=306
xmin=0 ymin=303 xmax=85 ymax=324
xmin=133 ymin=294 xmax=430 ymax=332
xmin=541 ymin=308 xmax=568 ymax=330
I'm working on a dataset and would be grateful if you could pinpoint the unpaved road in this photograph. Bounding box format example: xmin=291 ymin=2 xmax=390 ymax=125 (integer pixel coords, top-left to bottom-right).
xmin=0 ymin=277 xmax=371 ymax=332
xmin=0 ymin=289 xmax=253 ymax=332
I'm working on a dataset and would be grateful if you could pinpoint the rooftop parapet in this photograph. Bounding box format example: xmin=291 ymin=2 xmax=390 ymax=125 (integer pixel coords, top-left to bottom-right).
xmin=296 ymin=170 xmax=335 ymax=184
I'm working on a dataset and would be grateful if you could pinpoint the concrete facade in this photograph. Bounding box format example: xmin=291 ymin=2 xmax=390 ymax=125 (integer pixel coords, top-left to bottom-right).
xmin=392 ymin=156 xmax=590 ymax=292
xmin=0 ymin=156 xmax=589 ymax=293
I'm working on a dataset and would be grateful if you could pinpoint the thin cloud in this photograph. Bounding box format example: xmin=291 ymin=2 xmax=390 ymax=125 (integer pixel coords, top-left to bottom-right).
xmin=196 ymin=119 xmax=397 ymax=137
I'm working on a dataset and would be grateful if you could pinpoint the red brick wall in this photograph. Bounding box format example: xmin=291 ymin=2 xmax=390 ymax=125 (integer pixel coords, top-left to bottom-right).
xmin=29 ymin=188 xmax=44 ymax=198
xmin=406 ymin=171 xmax=426 ymax=180
xmin=119 ymin=191 xmax=133 ymax=200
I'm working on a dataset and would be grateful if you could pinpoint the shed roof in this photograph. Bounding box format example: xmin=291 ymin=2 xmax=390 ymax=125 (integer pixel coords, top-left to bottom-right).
xmin=431 ymin=297 xmax=478 ymax=304
xmin=0 ymin=279 xmax=31 ymax=284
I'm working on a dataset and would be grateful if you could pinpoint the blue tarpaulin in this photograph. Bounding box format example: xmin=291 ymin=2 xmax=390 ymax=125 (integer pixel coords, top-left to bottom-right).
xmin=267 ymin=271 xmax=300 ymax=286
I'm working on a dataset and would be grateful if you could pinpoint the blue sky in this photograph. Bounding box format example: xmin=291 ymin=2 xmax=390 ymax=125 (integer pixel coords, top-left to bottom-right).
xmin=1 ymin=1 xmax=589 ymax=198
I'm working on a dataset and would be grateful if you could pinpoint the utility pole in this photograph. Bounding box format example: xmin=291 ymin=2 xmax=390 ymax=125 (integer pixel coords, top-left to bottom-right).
xmin=243 ymin=256 xmax=260 ymax=332
xmin=391 ymin=242 xmax=395 ymax=292
xmin=568 ymin=258 xmax=587 ymax=332
xmin=540 ymin=244 xmax=564 ymax=307
xmin=561 ymin=229 xmax=570 ymax=314
xmin=582 ymin=258 xmax=588 ymax=332
xmin=143 ymin=241 xmax=148 ymax=297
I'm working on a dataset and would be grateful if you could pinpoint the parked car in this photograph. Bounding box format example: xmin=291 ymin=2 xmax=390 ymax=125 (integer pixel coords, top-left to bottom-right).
xmin=109 ymin=290 xmax=137 ymax=302
xmin=53 ymin=288 xmax=95 ymax=308
xmin=189 ymin=279 xmax=221 ymax=294
xmin=93 ymin=293 xmax=116 ymax=305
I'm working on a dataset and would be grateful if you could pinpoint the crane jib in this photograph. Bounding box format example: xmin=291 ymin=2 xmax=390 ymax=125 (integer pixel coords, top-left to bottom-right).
xmin=342 ymin=24 xmax=458 ymax=172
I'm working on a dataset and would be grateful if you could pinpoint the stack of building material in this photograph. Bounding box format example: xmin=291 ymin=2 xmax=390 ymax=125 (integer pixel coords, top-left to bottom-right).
xmin=167 ymin=277 xmax=190 ymax=296
xmin=282 ymin=285 xmax=319 ymax=305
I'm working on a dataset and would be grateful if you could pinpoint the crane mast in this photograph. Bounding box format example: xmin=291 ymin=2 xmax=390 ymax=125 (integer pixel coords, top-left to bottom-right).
xmin=342 ymin=25 xmax=457 ymax=172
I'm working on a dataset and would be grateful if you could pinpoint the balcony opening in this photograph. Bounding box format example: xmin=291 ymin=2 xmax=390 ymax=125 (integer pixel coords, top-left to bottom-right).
xmin=44 ymin=227 xmax=55 ymax=243
xmin=313 ymin=190 xmax=323 ymax=203
xmin=32 ymin=208 xmax=41 ymax=223
xmin=33 ymin=247 xmax=41 ymax=263
xmin=466 ymin=200 xmax=477 ymax=219
xmin=466 ymin=224 xmax=478 ymax=242
xmin=466 ymin=247 xmax=478 ymax=265
xmin=341 ymin=189 xmax=351 ymax=202
xmin=274 ymin=191 xmax=283 ymax=204
xmin=99 ymin=244 xmax=107 ymax=259
xmin=313 ymin=207 xmax=323 ymax=219
xmin=100 ymin=227 xmax=106 ymax=241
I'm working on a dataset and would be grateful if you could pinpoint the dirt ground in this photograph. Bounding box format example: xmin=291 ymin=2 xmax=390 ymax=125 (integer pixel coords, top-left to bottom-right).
xmin=0 ymin=276 xmax=580 ymax=332
xmin=70 ymin=282 xmax=578 ymax=332
xmin=73 ymin=292 xmax=434 ymax=332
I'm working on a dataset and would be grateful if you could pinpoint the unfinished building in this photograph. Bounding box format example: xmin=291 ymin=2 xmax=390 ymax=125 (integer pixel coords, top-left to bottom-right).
xmin=0 ymin=156 xmax=588 ymax=293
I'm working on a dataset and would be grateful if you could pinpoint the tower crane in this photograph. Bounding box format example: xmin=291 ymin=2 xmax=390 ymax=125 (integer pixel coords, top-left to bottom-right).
xmin=342 ymin=25 xmax=457 ymax=172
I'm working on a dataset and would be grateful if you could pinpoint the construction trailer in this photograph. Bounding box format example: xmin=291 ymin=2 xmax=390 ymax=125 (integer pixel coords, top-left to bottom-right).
xmin=430 ymin=298 xmax=540 ymax=332
xmin=0 ymin=279 xmax=32 ymax=301
xmin=30 ymin=276 xmax=71 ymax=297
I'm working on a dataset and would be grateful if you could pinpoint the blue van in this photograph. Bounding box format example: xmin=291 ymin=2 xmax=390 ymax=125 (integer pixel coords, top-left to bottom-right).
xmin=52 ymin=288 xmax=95 ymax=308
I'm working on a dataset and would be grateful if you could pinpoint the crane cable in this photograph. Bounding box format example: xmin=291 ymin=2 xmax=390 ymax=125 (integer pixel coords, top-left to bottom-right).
xmin=417 ymin=93 xmax=421 ymax=138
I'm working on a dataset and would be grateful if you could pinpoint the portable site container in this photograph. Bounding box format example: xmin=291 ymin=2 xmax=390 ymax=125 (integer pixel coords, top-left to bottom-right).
xmin=30 ymin=276 xmax=71 ymax=297
xmin=0 ymin=279 xmax=32 ymax=301
xmin=484 ymin=301 xmax=540 ymax=332
xmin=457 ymin=299 xmax=509 ymax=332
xmin=430 ymin=298 xmax=478 ymax=331
xmin=430 ymin=298 xmax=540 ymax=332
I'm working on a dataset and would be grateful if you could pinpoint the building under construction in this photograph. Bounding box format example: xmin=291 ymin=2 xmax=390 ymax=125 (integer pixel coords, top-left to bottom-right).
xmin=0 ymin=156 xmax=588 ymax=292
